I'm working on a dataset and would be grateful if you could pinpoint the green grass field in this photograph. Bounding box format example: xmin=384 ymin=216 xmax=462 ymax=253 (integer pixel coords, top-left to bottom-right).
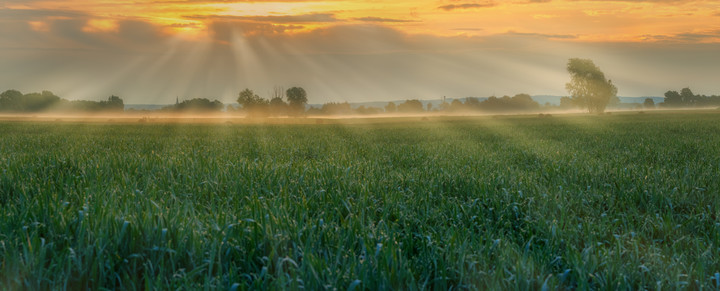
xmin=1 ymin=112 xmax=720 ymax=289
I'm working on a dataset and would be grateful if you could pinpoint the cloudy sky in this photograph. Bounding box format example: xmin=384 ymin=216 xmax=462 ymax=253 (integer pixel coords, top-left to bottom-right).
xmin=1 ymin=0 xmax=719 ymax=104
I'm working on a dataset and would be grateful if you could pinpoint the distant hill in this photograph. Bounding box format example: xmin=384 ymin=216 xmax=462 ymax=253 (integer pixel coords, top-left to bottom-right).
xmin=129 ymin=96 xmax=665 ymax=111
xmin=309 ymin=95 xmax=665 ymax=109
xmin=618 ymin=97 xmax=665 ymax=104
xmin=529 ymin=96 xmax=664 ymax=106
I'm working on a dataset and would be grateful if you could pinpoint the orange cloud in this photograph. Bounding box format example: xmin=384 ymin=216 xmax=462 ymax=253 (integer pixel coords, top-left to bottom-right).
xmin=28 ymin=20 xmax=50 ymax=32
xmin=82 ymin=19 xmax=119 ymax=33
xmin=438 ymin=2 xmax=497 ymax=11
xmin=0 ymin=0 xmax=719 ymax=43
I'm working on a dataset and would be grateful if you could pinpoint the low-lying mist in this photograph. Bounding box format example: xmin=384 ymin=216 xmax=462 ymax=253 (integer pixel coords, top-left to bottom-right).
xmin=3 ymin=107 xmax=713 ymax=125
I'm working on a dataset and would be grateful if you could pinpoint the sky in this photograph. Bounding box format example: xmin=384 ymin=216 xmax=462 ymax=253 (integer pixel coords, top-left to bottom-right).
xmin=1 ymin=0 xmax=719 ymax=104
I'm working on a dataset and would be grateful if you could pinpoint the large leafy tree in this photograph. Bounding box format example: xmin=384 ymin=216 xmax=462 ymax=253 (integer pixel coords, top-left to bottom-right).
xmin=269 ymin=97 xmax=288 ymax=116
xmin=385 ymin=102 xmax=396 ymax=113
xmin=104 ymin=95 xmax=124 ymax=111
xmin=663 ymin=90 xmax=682 ymax=106
xmin=565 ymin=58 xmax=618 ymax=114
xmin=237 ymin=88 xmax=268 ymax=116
xmin=174 ymin=98 xmax=224 ymax=112
xmin=663 ymin=87 xmax=701 ymax=107
xmin=22 ymin=90 xmax=61 ymax=112
xmin=680 ymin=87 xmax=697 ymax=105
xmin=397 ymin=99 xmax=424 ymax=112
xmin=0 ymin=89 xmax=24 ymax=111
xmin=285 ymin=87 xmax=308 ymax=115
xmin=643 ymin=98 xmax=655 ymax=109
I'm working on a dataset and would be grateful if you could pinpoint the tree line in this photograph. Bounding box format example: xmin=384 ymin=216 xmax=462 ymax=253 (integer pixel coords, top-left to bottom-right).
xmin=159 ymin=98 xmax=224 ymax=113
xmin=0 ymin=59 xmax=625 ymax=116
xmin=0 ymin=90 xmax=124 ymax=113
xmin=234 ymin=86 xmax=308 ymax=117
xmin=148 ymin=86 xmax=310 ymax=116
xmin=662 ymin=88 xmax=720 ymax=108
xmin=3 ymin=59 xmax=718 ymax=116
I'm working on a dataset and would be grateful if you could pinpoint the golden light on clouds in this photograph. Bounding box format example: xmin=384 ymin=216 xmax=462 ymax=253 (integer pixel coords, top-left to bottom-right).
xmin=82 ymin=19 xmax=119 ymax=33
xmin=6 ymin=0 xmax=719 ymax=43
xmin=28 ymin=21 xmax=50 ymax=32
xmin=2 ymin=0 xmax=720 ymax=104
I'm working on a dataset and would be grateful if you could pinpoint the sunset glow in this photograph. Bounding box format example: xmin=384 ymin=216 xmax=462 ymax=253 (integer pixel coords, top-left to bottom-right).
xmin=6 ymin=0 xmax=719 ymax=41
xmin=1 ymin=0 xmax=719 ymax=103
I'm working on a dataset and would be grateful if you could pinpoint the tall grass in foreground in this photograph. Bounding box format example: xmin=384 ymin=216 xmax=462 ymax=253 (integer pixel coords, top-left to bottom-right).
xmin=1 ymin=113 xmax=720 ymax=289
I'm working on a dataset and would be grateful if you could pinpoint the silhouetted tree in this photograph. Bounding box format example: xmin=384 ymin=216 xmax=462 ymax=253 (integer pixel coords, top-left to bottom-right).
xmin=680 ymin=87 xmax=696 ymax=106
xmin=661 ymin=87 xmax=720 ymax=108
xmin=439 ymin=99 xmax=450 ymax=111
xmin=643 ymin=98 xmax=655 ymax=109
xmin=320 ymin=102 xmax=352 ymax=115
xmin=271 ymin=86 xmax=285 ymax=100
xmin=0 ymin=89 xmax=23 ymax=111
xmin=508 ymin=93 xmax=540 ymax=111
xmin=397 ymin=99 xmax=424 ymax=112
xmin=286 ymin=87 xmax=308 ymax=116
xmin=663 ymin=90 xmax=682 ymax=107
xmin=237 ymin=88 xmax=269 ymax=116
xmin=269 ymin=97 xmax=288 ymax=116
xmin=449 ymin=99 xmax=464 ymax=112
xmin=104 ymin=95 xmax=124 ymax=111
xmin=479 ymin=96 xmax=502 ymax=111
xmin=385 ymin=102 xmax=396 ymax=113
xmin=170 ymin=98 xmax=224 ymax=112
xmin=0 ymin=89 xmax=125 ymax=113
xmin=565 ymin=58 xmax=618 ymax=114
xmin=660 ymin=88 xmax=720 ymax=107
xmin=20 ymin=91 xmax=61 ymax=112
xmin=356 ymin=106 xmax=382 ymax=115
xmin=465 ymin=97 xmax=481 ymax=110
xmin=473 ymin=94 xmax=539 ymax=112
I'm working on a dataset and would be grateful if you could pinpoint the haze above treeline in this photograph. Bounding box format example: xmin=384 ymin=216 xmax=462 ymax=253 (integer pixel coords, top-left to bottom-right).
xmin=1 ymin=87 xmax=718 ymax=117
